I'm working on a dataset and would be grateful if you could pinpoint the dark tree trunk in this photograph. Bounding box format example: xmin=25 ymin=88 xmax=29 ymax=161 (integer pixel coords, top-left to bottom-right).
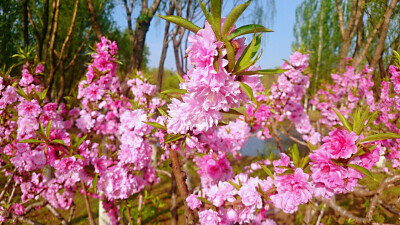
xmin=157 ymin=0 xmax=175 ymax=92
xmin=370 ymin=0 xmax=398 ymax=71
xmin=85 ymin=0 xmax=103 ymax=40
xmin=22 ymin=0 xmax=29 ymax=48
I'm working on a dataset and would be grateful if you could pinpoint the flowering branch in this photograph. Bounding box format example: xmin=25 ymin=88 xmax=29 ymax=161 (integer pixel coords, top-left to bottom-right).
xmin=169 ymin=149 xmax=196 ymax=224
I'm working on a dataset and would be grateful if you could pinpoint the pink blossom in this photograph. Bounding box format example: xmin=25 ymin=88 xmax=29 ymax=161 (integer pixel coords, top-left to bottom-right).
xmin=198 ymin=209 xmax=221 ymax=225
xmin=320 ymin=128 xmax=358 ymax=159
xmin=270 ymin=168 xmax=312 ymax=213
xmin=186 ymin=194 xmax=202 ymax=210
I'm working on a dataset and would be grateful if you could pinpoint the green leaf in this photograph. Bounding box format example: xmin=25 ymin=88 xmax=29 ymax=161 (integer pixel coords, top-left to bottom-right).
xmin=41 ymin=88 xmax=48 ymax=100
xmin=234 ymin=33 xmax=262 ymax=73
xmin=197 ymin=197 xmax=212 ymax=205
xmin=144 ymin=121 xmax=167 ymax=131
xmin=73 ymin=135 xmax=87 ymax=150
xmin=92 ymin=174 xmax=98 ymax=194
xmin=306 ymin=141 xmax=318 ymax=151
xmin=366 ymin=110 xmax=379 ymax=127
xmin=227 ymin=180 xmax=241 ymax=190
xmin=211 ymin=0 xmax=221 ymax=39
xmin=176 ymin=72 xmax=185 ymax=83
xmin=164 ymin=134 xmax=184 ymax=143
xmin=258 ymin=163 xmax=274 ymax=180
xmin=160 ymin=89 xmax=188 ymax=94
xmin=359 ymin=133 xmax=400 ymax=143
xmin=236 ymin=68 xmax=287 ymax=76
xmin=73 ymin=154 xmax=85 ymax=160
xmin=221 ymin=108 xmax=243 ymax=115
xmin=199 ymin=1 xmax=219 ymax=38
xmin=51 ymin=139 xmax=68 ymax=147
xmin=332 ymin=108 xmax=352 ymax=132
xmin=158 ymin=15 xmax=201 ymax=33
xmin=222 ymin=0 xmax=251 ymax=37
xmin=46 ymin=120 xmax=52 ymax=139
xmin=291 ymin=144 xmax=300 ymax=167
xmin=19 ymin=139 xmax=44 ymax=144
xmin=39 ymin=123 xmax=46 ymax=137
xmin=347 ymin=164 xmax=377 ymax=181
xmin=239 ymin=82 xmax=255 ymax=102
xmin=157 ymin=108 xmax=167 ymax=116
xmin=182 ymin=138 xmax=186 ymax=154
xmin=224 ymin=40 xmax=236 ymax=72
xmin=228 ymin=24 xmax=273 ymax=40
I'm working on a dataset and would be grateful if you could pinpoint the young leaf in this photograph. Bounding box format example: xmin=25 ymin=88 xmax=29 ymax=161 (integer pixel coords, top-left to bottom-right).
xmin=234 ymin=33 xmax=262 ymax=73
xmin=347 ymin=164 xmax=377 ymax=181
xmin=211 ymin=0 xmax=221 ymax=39
xmin=176 ymin=72 xmax=185 ymax=83
xmin=160 ymin=89 xmax=188 ymax=94
xmin=224 ymin=40 xmax=236 ymax=72
xmin=332 ymin=108 xmax=352 ymax=132
xmin=228 ymin=24 xmax=273 ymax=40
xmin=199 ymin=0 xmax=219 ymax=39
xmin=222 ymin=0 xmax=251 ymax=37
xmin=73 ymin=154 xmax=85 ymax=160
xmin=164 ymin=134 xmax=184 ymax=143
xmin=292 ymin=144 xmax=300 ymax=167
xmin=221 ymin=108 xmax=243 ymax=115
xmin=19 ymin=139 xmax=44 ymax=144
xmin=236 ymin=68 xmax=287 ymax=76
xmin=92 ymin=174 xmax=98 ymax=194
xmin=227 ymin=180 xmax=241 ymax=190
xmin=46 ymin=120 xmax=52 ymax=139
xmin=359 ymin=133 xmax=400 ymax=143
xmin=306 ymin=141 xmax=318 ymax=151
xmin=197 ymin=197 xmax=212 ymax=205
xmin=239 ymin=82 xmax=255 ymax=102
xmin=144 ymin=121 xmax=167 ymax=131
xmin=157 ymin=108 xmax=167 ymax=116
xmin=258 ymin=163 xmax=274 ymax=180
xmin=51 ymin=139 xmax=68 ymax=147
xmin=158 ymin=15 xmax=201 ymax=33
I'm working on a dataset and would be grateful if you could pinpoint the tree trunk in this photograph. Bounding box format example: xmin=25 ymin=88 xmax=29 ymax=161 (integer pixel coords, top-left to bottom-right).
xmin=370 ymin=0 xmax=398 ymax=71
xmin=22 ymin=0 xmax=29 ymax=48
xmin=85 ymin=0 xmax=103 ymax=40
xmin=157 ymin=0 xmax=175 ymax=92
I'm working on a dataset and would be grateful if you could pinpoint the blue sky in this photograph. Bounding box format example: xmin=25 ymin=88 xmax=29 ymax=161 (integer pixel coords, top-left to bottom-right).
xmin=112 ymin=0 xmax=303 ymax=70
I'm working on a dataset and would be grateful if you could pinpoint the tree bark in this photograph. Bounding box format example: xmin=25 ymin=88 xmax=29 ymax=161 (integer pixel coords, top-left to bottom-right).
xmin=85 ymin=0 xmax=103 ymax=40
xmin=336 ymin=0 xmax=365 ymax=72
xmin=22 ymin=0 xmax=30 ymax=48
xmin=157 ymin=0 xmax=175 ymax=92
xmin=129 ymin=0 xmax=161 ymax=71
xmin=169 ymin=150 xmax=196 ymax=224
xmin=370 ymin=0 xmax=399 ymax=71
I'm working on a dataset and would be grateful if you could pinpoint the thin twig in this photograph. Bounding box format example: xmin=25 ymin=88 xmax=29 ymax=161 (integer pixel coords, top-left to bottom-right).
xmin=46 ymin=205 xmax=68 ymax=225
xmin=316 ymin=203 xmax=326 ymax=225
xmin=0 ymin=168 xmax=16 ymax=202
xmin=81 ymin=180 xmax=96 ymax=225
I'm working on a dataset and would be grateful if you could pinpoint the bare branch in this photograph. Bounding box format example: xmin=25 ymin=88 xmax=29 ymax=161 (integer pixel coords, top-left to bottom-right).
xmin=46 ymin=205 xmax=68 ymax=225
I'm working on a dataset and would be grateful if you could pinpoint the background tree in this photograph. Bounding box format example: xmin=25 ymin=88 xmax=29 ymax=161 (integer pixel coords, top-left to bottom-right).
xmin=294 ymin=0 xmax=400 ymax=96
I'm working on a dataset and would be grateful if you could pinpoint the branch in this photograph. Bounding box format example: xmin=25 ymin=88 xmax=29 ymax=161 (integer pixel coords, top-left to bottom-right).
xmin=354 ymin=20 xmax=383 ymax=68
xmin=0 ymin=169 xmax=16 ymax=202
xmin=81 ymin=180 xmax=96 ymax=225
xmin=85 ymin=0 xmax=103 ymax=40
xmin=335 ymin=0 xmax=345 ymax=38
xmin=65 ymin=26 xmax=92 ymax=70
xmin=169 ymin=149 xmax=196 ymax=224
xmin=25 ymin=200 xmax=48 ymax=214
xmin=45 ymin=205 xmax=68 ymax=225
xmin=280 ymin=129 xmax=308 ymax=147
xmin=0 ymin=209 xmax=44 ymax=225
xmin=321 ymin=197 xmax=365 ymax=224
